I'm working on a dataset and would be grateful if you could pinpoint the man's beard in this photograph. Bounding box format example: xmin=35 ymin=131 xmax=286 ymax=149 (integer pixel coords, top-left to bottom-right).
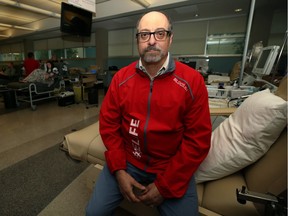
xmin=141 ymin=46 xmax=163 ymax=63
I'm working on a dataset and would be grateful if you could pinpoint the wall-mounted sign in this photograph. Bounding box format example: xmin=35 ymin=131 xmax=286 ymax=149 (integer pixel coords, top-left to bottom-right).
xmin=68 ymin=0 xmax=96 ymax=13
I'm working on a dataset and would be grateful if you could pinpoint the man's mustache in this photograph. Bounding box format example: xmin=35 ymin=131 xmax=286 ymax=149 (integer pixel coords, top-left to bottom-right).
xmin=145 ymin=46 xmax=161 ymax=52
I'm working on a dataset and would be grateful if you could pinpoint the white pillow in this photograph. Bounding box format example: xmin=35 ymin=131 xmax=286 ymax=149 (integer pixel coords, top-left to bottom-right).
xmin=195 ymin=89 xmax=287 ymax=183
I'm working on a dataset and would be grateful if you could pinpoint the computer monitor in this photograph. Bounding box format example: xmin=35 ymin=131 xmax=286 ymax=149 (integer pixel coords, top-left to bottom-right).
xmin=251 ymin=45 xmax=280 ymax=79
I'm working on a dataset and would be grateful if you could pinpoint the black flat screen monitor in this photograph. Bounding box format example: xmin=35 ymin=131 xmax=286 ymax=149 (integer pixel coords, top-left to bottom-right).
xmin=60 ymin=2 xmax=92 ymax=37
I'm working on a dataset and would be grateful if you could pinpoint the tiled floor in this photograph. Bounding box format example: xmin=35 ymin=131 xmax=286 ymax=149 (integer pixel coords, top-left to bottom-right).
xmin=0 ymin=92 xmax=101 ymax=171
xmin=0 ymin=90 xmax=102 ymax=214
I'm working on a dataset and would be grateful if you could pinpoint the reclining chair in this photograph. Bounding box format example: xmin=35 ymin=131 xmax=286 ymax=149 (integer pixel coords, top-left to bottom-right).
xmin=60 ymin=76 xmax=287 ymax=216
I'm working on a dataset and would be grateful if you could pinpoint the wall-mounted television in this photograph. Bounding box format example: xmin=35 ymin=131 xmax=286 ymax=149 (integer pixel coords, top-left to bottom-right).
xmin=60 ymin=2 xmax=92 ymax=37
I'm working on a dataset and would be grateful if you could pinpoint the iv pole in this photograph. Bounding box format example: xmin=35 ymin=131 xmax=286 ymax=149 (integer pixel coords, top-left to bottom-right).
xmin=238 ymin=0 xmax=256 ymax=86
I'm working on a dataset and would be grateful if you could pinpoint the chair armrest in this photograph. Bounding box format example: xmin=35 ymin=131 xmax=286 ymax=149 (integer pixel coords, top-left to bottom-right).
xmin=62 ymin=122 xmax=100 ymax=161
xmin=210 ymin=107 xmax=237 ymax=116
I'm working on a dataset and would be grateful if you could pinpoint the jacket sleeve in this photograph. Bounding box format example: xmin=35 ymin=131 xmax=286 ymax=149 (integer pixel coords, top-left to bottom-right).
xmin=99 ymin=73 xmax=127 ymax=174
xmin=155 ymin=74 xmax=212 ymax=198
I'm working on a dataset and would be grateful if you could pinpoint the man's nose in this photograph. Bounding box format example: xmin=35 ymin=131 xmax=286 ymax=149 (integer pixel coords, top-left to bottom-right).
xmin=148 ymin=34 xmax=156 ymax=45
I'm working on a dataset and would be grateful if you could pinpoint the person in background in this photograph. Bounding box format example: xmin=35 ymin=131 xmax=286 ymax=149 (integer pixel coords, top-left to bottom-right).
xmin=50 ymin=53 xmax=59 ymax=68
xmin=0 ymin=62 xmax=16 ymax=85
xmin=21 ymin=60 xmax=59 ymax=86
xmin=23 ymin=52 xmax=39 ymax=77
xmin=50 ymin=53 xmax=59 ymax=64
xmin=86 ymin=11 xmax=212 ymax=216
xmin=39 ymin=59 xmax=46 ymax=70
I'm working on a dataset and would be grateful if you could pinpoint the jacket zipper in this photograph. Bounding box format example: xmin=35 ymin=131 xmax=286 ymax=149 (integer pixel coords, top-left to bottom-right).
xmin=143 ymin=79 xmax=153 ymax=170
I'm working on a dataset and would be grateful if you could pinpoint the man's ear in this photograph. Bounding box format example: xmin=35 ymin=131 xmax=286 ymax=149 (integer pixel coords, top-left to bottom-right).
xmin=169 ymin=34 xmax=173 ymax=46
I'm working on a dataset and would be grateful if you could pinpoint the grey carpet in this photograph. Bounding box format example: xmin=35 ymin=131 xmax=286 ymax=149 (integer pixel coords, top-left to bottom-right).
xmin=0 ymin=144 xmax=89 ymax=216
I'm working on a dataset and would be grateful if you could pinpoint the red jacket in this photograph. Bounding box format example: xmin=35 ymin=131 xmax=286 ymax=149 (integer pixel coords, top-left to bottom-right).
xmin=100 ymin=56 xmax=211 ymax=198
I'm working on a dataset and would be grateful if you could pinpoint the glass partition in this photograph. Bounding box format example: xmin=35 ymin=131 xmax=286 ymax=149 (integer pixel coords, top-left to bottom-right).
xmin=207 ymin=33 xmax=245 ymax=55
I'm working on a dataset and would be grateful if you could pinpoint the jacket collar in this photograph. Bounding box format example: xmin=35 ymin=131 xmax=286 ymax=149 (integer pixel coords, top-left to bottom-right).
xmin=136 ymin=52 xmax=176 ymax=77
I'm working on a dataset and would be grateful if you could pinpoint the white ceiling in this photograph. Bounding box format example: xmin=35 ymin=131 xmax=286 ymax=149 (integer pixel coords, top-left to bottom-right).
xmin=0 ymin=0 xmax=286 ymax=43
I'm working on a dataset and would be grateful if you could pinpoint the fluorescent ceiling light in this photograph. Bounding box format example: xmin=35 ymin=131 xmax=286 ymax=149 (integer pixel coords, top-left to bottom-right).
xmin=0 ymin=13 xmax=34 ymax=22
xmin=0 ymin=23 xmax=36 ymax=31
xmin=131 ymin=0 xmax=150 ymax=8
xmin=1 ymin=0 xmax=60 ymax=18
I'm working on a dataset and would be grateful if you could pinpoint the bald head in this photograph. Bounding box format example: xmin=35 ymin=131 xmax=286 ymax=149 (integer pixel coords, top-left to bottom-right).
xmin=136 ymin=11 xmax=172 ymax=33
